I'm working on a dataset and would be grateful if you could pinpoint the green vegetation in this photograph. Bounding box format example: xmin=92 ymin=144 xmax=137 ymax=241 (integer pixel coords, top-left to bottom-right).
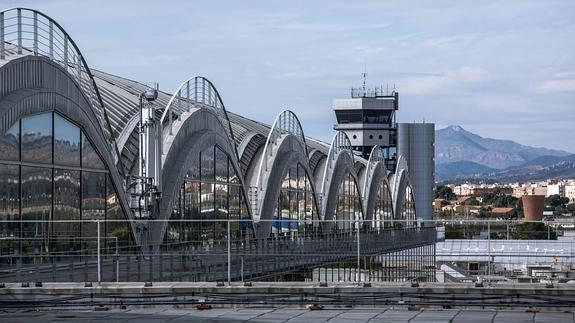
xmin=545 ymin=194 xmax=573 ymax=216
xmin=513 ymin=222 xmax=556 ymax=240
xmin=477 ymin=206 xmax=492 ymax=218
xmin=482 ymin=191 xmax=520 ymax=208
xmin=546 ymin=194 xmax=570 ymax=208
xmin=435 ymin=185 xmax=456 ymax=200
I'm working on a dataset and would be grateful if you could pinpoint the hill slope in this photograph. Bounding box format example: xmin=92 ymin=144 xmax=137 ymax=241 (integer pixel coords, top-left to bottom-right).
xmin=436 ymin=125 xmax=571 ymax=170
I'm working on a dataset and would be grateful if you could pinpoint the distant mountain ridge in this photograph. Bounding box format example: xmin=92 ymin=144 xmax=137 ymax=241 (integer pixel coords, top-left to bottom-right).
xmin=436 ymin=125 xmax=571 ymax=169
xmin=435 ymin=125 xmax=574 ymax=181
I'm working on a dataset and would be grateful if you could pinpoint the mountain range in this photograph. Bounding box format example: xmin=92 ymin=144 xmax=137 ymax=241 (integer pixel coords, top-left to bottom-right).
xmin=435 ymin=126 xmax=575 ymax=182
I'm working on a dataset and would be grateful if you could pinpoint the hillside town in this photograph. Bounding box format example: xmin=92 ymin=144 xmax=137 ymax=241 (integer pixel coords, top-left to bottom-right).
xmin=436 ymin=179 xmax=575 ymax=219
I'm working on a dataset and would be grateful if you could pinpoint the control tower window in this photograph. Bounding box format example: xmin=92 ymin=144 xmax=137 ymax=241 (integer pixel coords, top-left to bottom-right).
xmin=335 ymin=110 xmax=362 ymax=124
xmin=363 ymin=110 xmax=392 ymax=124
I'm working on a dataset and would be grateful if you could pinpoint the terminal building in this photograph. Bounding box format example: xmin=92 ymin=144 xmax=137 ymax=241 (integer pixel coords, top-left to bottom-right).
xmin=0 ymin=8 xmax=436 ymax=283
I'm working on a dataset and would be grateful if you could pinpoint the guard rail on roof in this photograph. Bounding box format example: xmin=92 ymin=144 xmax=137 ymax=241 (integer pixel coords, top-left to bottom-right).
xmin=0 ymin=7 xmax=124 ymax=176
xmin=160 ymin=76 xmax=237 ymax=159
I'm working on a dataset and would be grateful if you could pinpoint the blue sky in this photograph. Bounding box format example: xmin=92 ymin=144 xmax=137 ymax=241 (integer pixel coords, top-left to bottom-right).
xmin=6 ymin=0 xmax=575 ymax=151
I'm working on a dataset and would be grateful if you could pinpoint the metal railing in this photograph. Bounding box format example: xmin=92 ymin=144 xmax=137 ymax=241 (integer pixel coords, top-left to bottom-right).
xmin=160 ymin=76 xmax=237 ymax=157
xmin=0 ymin=8 xmax=123 ymax=176
xmin=0 ymin=219 xmax=435 ymax=284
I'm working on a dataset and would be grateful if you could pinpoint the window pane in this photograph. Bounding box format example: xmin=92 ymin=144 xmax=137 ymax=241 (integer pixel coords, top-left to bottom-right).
xmin=21 ymin=167 xmax=52 ymax=251
xmin=82 ymin=132 xmax=105 ymax=169
xmin=229 ymin=161 xmax=239 ymax=184
xmin=215 ymin=183 xmax=228 ymax=241
xmin=0 ymin=164 xmax=19 ymax=240
xmin=229 ymin=185 xmax=240 ymax=239
xmin=54 ymin=114 xmax=80 ymax=166
xmin=215 ymin=146 xmax=228 ymax=183
xmin=53 ymin=169 xmax=80 ymax=251
xmin=200 ymin=147 xmax=214 ymax=181
xmin=0 ymin=122 xmax=19 ymax=161
xmin=184 ymin=181 xmax=200 ymax=243
xmin=106 ymin=176 xmax=131 ymax=252
xmin=82 ymin=171 xmax=105 ymax=249
xmin=21 ymin=113 xmax=52 ymax=164
xmin=200 ymin=182 xmax=214 ymax=242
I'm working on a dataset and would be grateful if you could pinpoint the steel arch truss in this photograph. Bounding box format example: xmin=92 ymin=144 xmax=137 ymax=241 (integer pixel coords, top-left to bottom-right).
xmin=160 ymin=76 xmax=237 ymax=159
xmin=392 ymin=155 xmax=417 ymax=226
xmin=362 ymin=146 xmax=394 ymax=227
xmin=0 ymin=7 xmax=122 ymax=173
xmin=320 ymin=131 xmax=356 ymax=213
xmin=252 ymin=110 xmax=313 ymax=223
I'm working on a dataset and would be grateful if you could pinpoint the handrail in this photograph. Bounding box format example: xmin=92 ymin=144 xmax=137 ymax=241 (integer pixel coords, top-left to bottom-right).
xmin=0 ymin=8 xmax=124 ymax=177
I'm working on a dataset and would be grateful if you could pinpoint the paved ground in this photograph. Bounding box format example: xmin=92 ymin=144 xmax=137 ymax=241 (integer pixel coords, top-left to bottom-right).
xmin=0 ymin=307 xmax=573 ymax=322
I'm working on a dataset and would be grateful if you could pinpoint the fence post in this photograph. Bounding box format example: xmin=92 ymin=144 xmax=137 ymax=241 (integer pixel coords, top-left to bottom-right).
xmin=97 ymin=219 xmax=101 ymax=284
xmin=17 ymin=9 xmax=22 ymax=54
xmin=115 ymin=237 xmax=119 ymax=283
xmin=487 ymin=220 xmax=491 ymax=280
xmin=357 ymin=221 xmax=361 ymax=283
xmin=227 ymin=220 xmax=231 ymax=285
xmin=0 ymin=12 xmax=5 ymax=60
xmin=33 ymin=11 xmax=38 ymax=55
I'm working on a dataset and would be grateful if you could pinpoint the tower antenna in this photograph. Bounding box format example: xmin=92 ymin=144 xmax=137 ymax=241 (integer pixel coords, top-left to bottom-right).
xmin=362 ymin=57 xmax=368 ymax=96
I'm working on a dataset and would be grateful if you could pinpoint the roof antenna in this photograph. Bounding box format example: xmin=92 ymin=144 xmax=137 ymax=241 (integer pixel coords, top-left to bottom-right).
xmin=362 ymin=57 xmax=368 ymax=96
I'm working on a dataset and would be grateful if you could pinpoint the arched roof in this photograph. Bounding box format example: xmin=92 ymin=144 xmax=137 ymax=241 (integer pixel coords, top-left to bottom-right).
xmin=0 ymin=8 xmax=123 ymax=174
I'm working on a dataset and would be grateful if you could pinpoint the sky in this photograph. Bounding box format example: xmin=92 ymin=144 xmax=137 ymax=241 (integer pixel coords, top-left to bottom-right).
xmin=5 ymin=0 xmax=575 ymax=151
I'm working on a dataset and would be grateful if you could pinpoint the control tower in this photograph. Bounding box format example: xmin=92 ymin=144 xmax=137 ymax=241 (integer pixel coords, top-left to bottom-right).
xmin=333 ymin=77 xmax=398 ymax=171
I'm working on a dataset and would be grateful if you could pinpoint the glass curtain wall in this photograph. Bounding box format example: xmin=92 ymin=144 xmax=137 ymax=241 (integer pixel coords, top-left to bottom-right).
xmin=0 ymin=112 xmax=133 ymax=261
xmin=332 ymin=172 xmax=363 ymax=232
xmin=271 ymin=163 xmax=318 ymax=237
xmin=400 ymin=185 xmax=416 ymax=228
xmin=165 ymin=145 xmax=253 ymax=250
xmin=372 ymin=180 xmax=393 ymax=231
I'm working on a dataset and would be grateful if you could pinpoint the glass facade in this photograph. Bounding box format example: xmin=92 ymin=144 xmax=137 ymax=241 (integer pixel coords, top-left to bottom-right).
xmin=372 ymin=180 xmax=393 ymax=230
xmin=400 ymin=185 xmax=416 ymax=228
xmin=332 ymin=172 xmax=362 ymax=232
xmin=271 ymin=163 xmax=318 ymax=236
xmin=0 ymin=112 xmax=132 ymax=259
xmin=165 ymin=145 xmax=253 ymax=249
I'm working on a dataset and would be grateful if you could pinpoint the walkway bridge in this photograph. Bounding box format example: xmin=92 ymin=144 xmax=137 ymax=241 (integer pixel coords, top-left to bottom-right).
xmin=0 ymin=226 xmax=436 ymax=283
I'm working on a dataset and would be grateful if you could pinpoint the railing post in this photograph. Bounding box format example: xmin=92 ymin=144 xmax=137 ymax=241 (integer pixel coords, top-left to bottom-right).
xmin=115 ymin=237 xmax=119 ymax=282
xmin=0 ymin=12 xmax=4 ymax=60
xmin=487 ymin=220 xmax=491 ymax=281
xmin=357 ymin=221 xmax=360 ymax=283
xmin=63 ymin=36 xmax=68 ymax=70
xmin=17 ymin=9 xmax=22 ymax=54
xmin=33 ymin=11 xmax=38 ymax=55
xmin=227 ymin=220 xmax=231 ymax=285
xmin=49 ymin=21 xmax=53 ymax=59
xmin=97 ymin=219 xmax=101 ymax=284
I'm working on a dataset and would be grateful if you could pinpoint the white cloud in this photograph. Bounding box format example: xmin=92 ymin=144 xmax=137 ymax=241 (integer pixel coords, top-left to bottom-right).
xmin=531 ymin=79 xmax=575 ymax=93
xmin=397 ymin=67 xmax=489 ymax=95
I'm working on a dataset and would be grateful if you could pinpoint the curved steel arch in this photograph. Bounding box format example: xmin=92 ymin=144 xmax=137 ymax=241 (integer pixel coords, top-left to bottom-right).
xmin=160 ymin=76 xmax=238 ymax=160
xmin=153 ymin=108 xmax=255 ymax=247
xmin=256 ymin=110 xmax=308 ymax=177
xmin=0 ymin=7 xmax=123 ymax=175
xmin=254 ymin=110 xmax=308 ymax=194
xmin=320 ymin=131 xmax=354 ymax=199
xmin=362 ymin=146 xmax=395 ymax=227
xmin=392 ymin=156 xmax=417 ymax=224
xmin=362 ymin=145 xmax=386 ymax=197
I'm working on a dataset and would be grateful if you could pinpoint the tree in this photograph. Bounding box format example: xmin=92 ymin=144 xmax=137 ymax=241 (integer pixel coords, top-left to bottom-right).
xmin=513 ymin=222 xmax=556 ymax=240
xmin=477 ymin=206 xmax=491 ymax=218
xmin=466 ymin=197 xmax=480 ymax=206
xmin=546 ymin=194 xmax=570 ymax=208
xmin=435 ymin=185 xmax=456 ymax=200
